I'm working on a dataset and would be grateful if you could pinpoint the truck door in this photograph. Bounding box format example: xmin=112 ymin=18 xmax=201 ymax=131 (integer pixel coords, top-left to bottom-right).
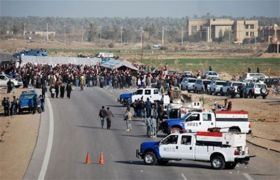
xmin=185 ymin=113 xmax=201 ymax=132
xmin=201 ymin=113 xmax=215 ymax=130
xmin=144 ymin=89 xmax=152 ymax=102
xmin=159 ymin=134 xmax=180 ymax=159
xmin=177 ymin=135 xmax=194 ymax=159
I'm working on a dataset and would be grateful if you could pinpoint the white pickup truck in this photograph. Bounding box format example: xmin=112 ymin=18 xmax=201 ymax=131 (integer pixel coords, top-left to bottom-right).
xmin=131 ymin=88 xmax=170 ymax=108
xmin=136 ymin=131 xmax=253 ymax=169
xmin=162 ymin=111 xmax=251 ymax=134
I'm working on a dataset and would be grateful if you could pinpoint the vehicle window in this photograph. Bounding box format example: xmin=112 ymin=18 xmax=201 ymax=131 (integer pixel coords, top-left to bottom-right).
xmin=181 ymin=135 xmax=192 ymax=145
xmin=189 ymin=79 xmax=196 ymax=83
xmin=216 ymin=82 xmax=226 ymax=86
xmin=161 ymin=135 xmax=178 ymax=145
xmin=135 ymin=90 xmax=143 ymax=95
xmin=233 ymin=83 xmax=242 ymax=86
xmin=145 ymin=90 xmax=151 ymax=95
xmin=0 ymin=75 xmax=6 ymax=80
xmin=202 ymin=113 xmax=212 ymax=121
xmin=186 ymin=113 xmax=200 ymax=121
xmin=154 ymin=89 xmax=159 ymax=94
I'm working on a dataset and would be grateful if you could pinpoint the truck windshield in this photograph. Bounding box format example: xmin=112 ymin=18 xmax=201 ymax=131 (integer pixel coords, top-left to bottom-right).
xmin=216 ymin=82 xmax=226 ymax=86
xmin=135 ymin=90 xmax=143 ymax=95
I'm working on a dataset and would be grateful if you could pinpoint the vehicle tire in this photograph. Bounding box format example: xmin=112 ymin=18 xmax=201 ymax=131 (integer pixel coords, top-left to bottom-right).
xmin=220 ymin=89 xmax=224 ymax=96
xmin=229 ymin=128 xmax=241 ymax=133
xmin=211 ymin=155 xmax=225 ymax=170
xmin=253 ymin=95 xmax=257 ymax=99
xmin=261 ymin=88 xmax=267 ymax=95
xmin=225 ymin=162 xmax=237 ymax=169
xmin=170 ymin=127 xmax=181 ymax=133
xmin=158 ymin=159 xmax=169 ymax=165
xmin=144 ymin=151 xmax=157 ymax=165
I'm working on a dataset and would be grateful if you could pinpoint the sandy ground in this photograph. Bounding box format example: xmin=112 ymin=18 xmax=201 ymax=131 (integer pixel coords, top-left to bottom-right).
xmin=0 ymin=88 xmax=40 ymax=180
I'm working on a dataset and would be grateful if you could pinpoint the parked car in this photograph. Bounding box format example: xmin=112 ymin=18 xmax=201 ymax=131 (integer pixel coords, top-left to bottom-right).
xmin=221 ymin=81 xmax=245 ymax=97
xmin=209 ymin=80 xmax=227 ymax=95
xmin=180 ymin=77 xmax=197 ymax=92
xmin=183 ymin=71 xmax=193 ymax=78
xmin=204 ymin=71 xmax=219 ymax=80
xmin=242 ymin=73 xmax=268 ymax=81
xmin=194 ymin=79 xmax=211 ymax=93
xmin=0 ymin=73 xmax=22 ymax=88
xmin=243 ymin=82 xmax=269 ymax=99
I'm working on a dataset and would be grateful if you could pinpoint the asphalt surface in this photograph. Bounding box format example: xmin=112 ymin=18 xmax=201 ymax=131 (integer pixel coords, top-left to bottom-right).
xmin=25 ymin=87 xmax=280 ymax=180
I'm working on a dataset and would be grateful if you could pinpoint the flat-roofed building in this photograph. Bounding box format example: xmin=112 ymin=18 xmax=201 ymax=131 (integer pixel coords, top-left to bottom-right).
xmin=233 ymin=20 xmax=258 ymax=43
xmin=187 ymin=18 xmax=258 ymax=43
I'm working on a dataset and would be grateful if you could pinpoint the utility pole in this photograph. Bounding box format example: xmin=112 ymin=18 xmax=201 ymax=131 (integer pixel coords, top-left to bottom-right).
xmin=99 ymin=26 xmax=102 ymax=42
xmin=46 ymin=23 xmax=49 ymax=42
xmin=81 ymin=26 xmax=84 ymax=42
xmin=162 ymin=27 xmax=164 ymax=45
xmin=140 ymin=27 xmax=144 ymax=63
xmin=64 ymin=24 xmax=66 ymax=46
xmin=120 ymin=26 xmax=123 ymax=45
xmin=23 ymin=23 xmax=25 ymax=37
xmin=181 ymin=26 xmax=184 ymax=46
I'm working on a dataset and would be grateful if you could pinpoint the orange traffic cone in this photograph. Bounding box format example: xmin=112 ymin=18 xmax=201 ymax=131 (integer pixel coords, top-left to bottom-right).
xmin=84 ymin=152 xmax=92 ymax=164
xmin=98 ymin=152 xmax=105 ymax=165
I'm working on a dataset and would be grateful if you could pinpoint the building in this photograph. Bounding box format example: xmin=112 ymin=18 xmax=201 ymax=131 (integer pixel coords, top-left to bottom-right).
xmin=187 ymin=18 xmax=258 ymax=43
xmin=258 ymin=24 xmax=280 ymax=43
xmin=233 ymin=20 xmax=258 ymax=44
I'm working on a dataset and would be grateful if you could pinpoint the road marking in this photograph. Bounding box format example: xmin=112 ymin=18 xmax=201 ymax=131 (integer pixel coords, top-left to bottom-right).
xmin=38 ymin=97 xmax=54 ymax=180
xmin=181 ymin=173 xmax=188 ymax=180
xmin=243 ymin=173 xmax=254 ymax=180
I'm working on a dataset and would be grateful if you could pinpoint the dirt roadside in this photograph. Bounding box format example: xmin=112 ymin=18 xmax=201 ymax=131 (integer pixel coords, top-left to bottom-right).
xmin=0 ymin=88 xmax=40 ymax=180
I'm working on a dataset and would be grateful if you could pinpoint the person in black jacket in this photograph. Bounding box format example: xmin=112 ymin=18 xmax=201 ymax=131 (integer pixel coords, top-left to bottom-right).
xmin=60 ymin=83 xmax=65 ymax=98
xmin=98 ymin=106 xmax=107 ymax=128
xmin=66 ymin=83 xmax=72 ymax=99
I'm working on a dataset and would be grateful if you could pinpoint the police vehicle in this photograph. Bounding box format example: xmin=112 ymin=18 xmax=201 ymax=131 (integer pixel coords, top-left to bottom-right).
xmin=136 ymin=131 xmax=253 ymax=169
xmin=161 ymin=111 xmax=251 ymax=134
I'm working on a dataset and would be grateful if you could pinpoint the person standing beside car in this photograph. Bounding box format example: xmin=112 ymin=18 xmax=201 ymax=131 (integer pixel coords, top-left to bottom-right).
xmin=7 ymin=79 xmax=13 ymax=93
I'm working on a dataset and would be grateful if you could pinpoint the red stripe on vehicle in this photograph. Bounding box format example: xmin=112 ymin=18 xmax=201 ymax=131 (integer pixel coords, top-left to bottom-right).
xmin=197 ymin=131 xmax=223 ymax=137
xmin=215 ymin=111 xmax=248 ymax=115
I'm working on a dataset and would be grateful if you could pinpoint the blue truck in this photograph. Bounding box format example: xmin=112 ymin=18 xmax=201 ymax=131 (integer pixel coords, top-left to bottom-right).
xmin=118 ymin=92 xmax=133 ymax=106
xmin=18 ymin=90 xmax=38 ymax=114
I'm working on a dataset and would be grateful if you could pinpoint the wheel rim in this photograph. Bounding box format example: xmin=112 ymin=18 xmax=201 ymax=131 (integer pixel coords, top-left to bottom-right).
xmin=145 ymin=154 xmax=154 ymax=164
xmin=212 ymin=159 xmax=221 ymax=168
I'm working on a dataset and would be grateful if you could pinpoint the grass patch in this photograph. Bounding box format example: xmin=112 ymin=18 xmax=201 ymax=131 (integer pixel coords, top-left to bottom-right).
xmin=142 ymin=58 xmax=280 ymax=75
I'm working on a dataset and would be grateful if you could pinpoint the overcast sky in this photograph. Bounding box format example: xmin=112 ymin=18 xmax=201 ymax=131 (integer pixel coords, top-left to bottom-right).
xmin=0 ymin=0 xmax=279 ymax=18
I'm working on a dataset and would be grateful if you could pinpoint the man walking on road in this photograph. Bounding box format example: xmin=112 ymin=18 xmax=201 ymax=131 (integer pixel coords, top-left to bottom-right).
xmin=124 ymin=107 xmax=133 ymax=132
xmin=106 ymin=107 xmax=114 ymax=129
xmin=98 ymin=106 xmax=107 ymax=129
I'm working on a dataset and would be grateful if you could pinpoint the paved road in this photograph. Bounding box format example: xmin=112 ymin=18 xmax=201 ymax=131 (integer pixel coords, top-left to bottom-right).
xmin=26 ymin=87 xmax=280 ymax=180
